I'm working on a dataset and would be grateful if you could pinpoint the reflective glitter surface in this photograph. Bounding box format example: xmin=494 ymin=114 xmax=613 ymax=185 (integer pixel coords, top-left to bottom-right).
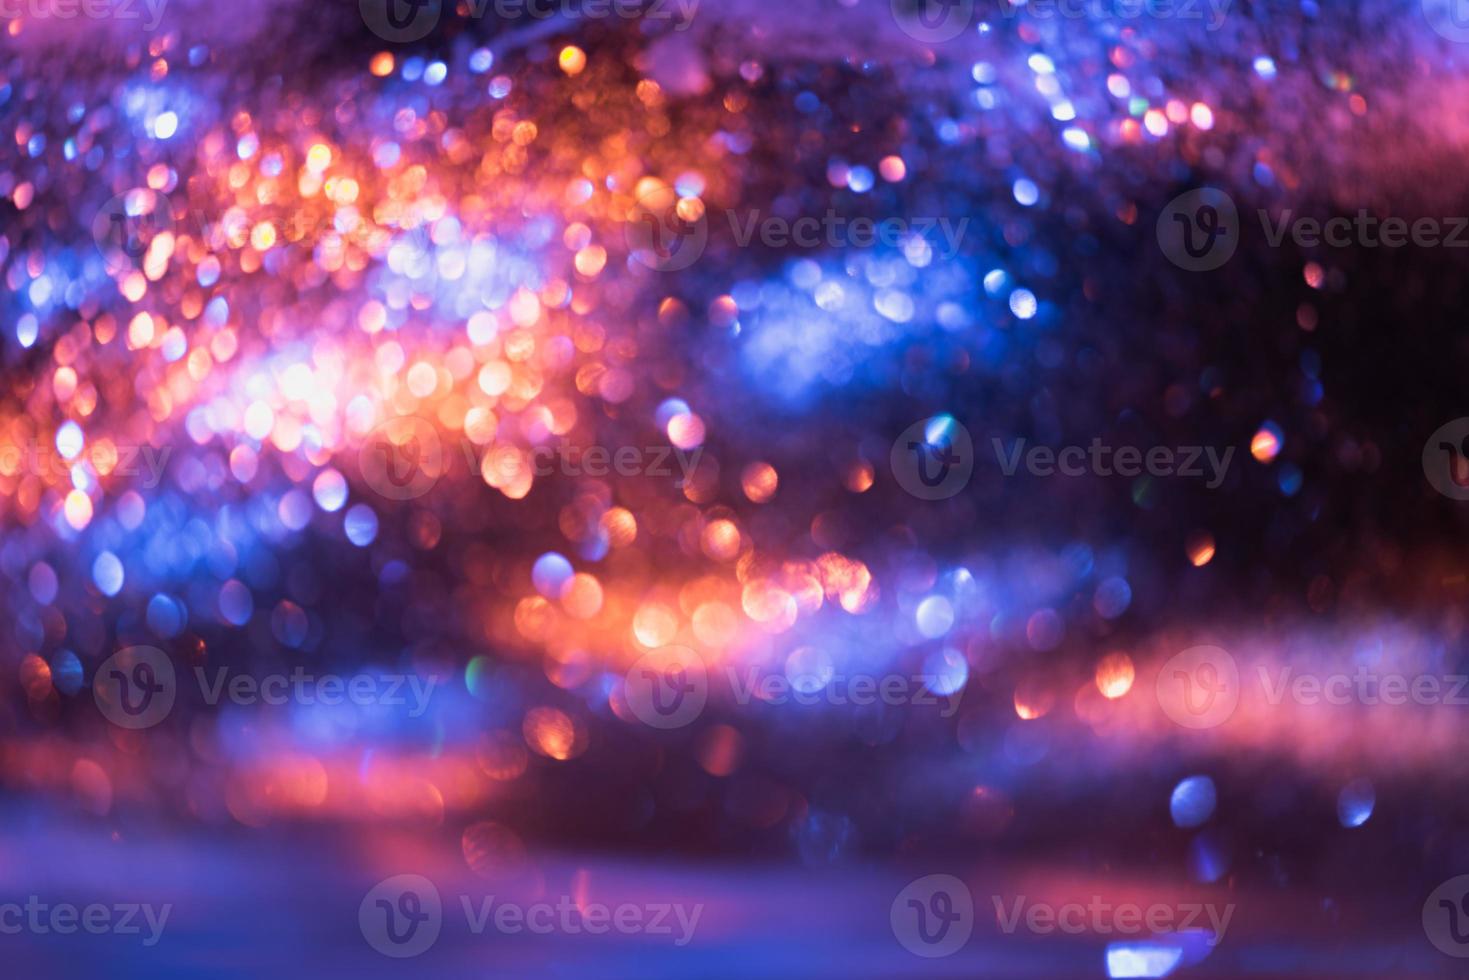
xmin=5 ymin=0 xmax=1469 ymax=976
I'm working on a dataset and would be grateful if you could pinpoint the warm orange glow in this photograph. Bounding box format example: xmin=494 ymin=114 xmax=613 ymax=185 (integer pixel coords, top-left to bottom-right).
xmin=844 ymin=460 xmax=874 ymax=493
xmin=406 ymin=361 xmax=438 ymax=397
xmin=667 ymin=412 xmax=705 ymax=450
xmin=701 ymin=519 xmax=742 ymax=562
xmin=514 ymin=595 xmax=554 ymax=641
xmin=523 ymin=706 xmax=583 ymax=760
xmin=306 ymin=143 xmax=333 ymax=173
xmin=600 ymin=507 xmax=637 ymax=548
xmin=741 ymin=461 xmax=778 ymax=503
xmin=692 ymin=601 xmax=738 ymax=647
xmin=633 ymin=602 xmax=679 ymax=648
xmin=127 ymin=312 xmax=155 ymax=349
xmin=52 ymin=366 xmax=77 ymax=401
xmin=816 ymin=552 xmax=876 ymax=613
xmin=1094 ymin=652 xmax=1136 ymax=699
xmin=1187 ymin=531 xmax=1216 ymax=567
xmin=741 ymin=581 xmax=798 ymax=633
xmin=1014 ymin=678 xmax=1055 ymax=720
xmin=18 ymin=654 xmax=51 ymax=701
xmin=574 ymin=244 xmax=607 ymax=277
xmin=559 ymin=45 xmax=587 ymax=76
xmin=1251 ymin=427 xmax=1282 ymax=463
xmin=560 ymin=573 xmax=604 ymax=619
xmin=64 ymin=489 xmax=94 ymax=530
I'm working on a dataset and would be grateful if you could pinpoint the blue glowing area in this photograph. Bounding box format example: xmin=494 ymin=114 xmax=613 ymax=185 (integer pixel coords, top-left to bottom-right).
xmin=0 ymin=5 xmax=1462 ymax=976
xmin=1169 ymin=776 xmax=1217 ymax=829
xmin=732 ymin=250 xmax=1035 ymax=404
xmin=371 ymin=220 xmax=558 ymax=326
xmin=1106 ymin=942 xmax=1184 ymax=978
xmin=1337 ymin=777 xmax=1376 ymax=828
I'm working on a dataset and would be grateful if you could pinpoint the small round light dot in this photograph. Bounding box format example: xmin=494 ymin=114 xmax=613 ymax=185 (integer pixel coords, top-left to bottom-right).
xmin=344 ymin=504 xmax=379 ymax=547
xmin=1251 ymin=422 xmax=1283 ymax=463
xmin=92 ymin=552 xmax=124 ymax=597
xmin=312 ymin=468 xmax=348 ymax=512
xmin=559 ymin=46 xmax=587 ymax=76
xmin=741 ymin=462 xmax=778 ymax=503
